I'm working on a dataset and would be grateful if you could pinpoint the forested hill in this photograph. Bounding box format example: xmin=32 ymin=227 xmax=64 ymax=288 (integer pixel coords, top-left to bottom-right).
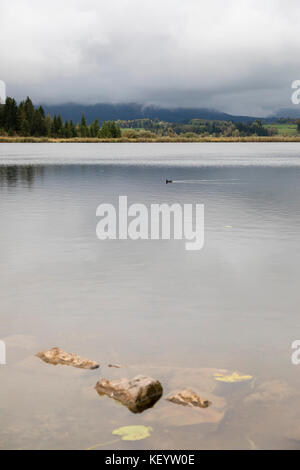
xmin=41 ymin=103 xmax=259 ymax=125
xmin=0 ymin=96 xmax=280 ymax=139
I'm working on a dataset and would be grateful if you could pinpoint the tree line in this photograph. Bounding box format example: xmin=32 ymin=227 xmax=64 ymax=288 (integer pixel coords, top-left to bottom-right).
xmin=117 ymin=117 xmax=278 ymax=137
xmin=0 ymin=96 xmax=289 ymax=140
xmin=0 ymin=97 xmax=121 ymax=138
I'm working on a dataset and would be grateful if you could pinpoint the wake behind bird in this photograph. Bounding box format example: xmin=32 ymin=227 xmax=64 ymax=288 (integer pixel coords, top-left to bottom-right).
xmin=166 ymin=179 xmax=241 ymax=185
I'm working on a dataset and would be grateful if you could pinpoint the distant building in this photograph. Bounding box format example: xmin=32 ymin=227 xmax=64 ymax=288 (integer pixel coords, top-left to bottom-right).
xmin=0 ymin=81 xmax=6 ymax=104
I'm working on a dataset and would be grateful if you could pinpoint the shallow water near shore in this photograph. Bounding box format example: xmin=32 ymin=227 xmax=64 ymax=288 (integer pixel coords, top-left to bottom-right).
xmin=1 ymin=143 xmax=300 ymax=450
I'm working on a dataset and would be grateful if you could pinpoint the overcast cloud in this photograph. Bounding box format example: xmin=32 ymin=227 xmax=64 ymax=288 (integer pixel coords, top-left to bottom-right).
xmin=1 ymin=0 xmax=300 ymax=115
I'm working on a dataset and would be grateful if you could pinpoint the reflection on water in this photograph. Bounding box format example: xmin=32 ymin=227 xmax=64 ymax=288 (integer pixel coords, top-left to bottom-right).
xmin=1 ymin=143 xmax=300 ymax=450
xmin=0 ymin=165 xmax=45 ymax=188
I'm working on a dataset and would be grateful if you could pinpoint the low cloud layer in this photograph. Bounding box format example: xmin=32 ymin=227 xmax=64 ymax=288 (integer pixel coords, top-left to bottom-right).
xmin=1 ymin=0 xmax=300 ymax=115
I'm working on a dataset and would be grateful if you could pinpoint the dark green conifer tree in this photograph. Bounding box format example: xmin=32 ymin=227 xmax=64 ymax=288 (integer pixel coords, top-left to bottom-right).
xmin=80 ymin=114 xmax=88 ymax=137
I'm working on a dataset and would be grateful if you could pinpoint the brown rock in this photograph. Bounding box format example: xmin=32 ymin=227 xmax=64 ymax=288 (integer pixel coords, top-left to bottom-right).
xmin=137 ymin=367 xmax=226 ymax=427
xmin=36 ymin=347 xmax=100 ymax=370
xmin=95 ymin=375 xmax=163 ymax=414
xmin=166 ymin=389 xmax=211 ymax=408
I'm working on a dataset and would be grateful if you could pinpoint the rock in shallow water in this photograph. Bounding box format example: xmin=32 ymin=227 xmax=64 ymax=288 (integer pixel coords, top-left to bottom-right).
xmin=95 ymin=375 xmax=163 ymax=414
xmin=166 ymin=389 xmax=211 ymax=408
xmin=36 ymin=347 xmax=100 ymax=370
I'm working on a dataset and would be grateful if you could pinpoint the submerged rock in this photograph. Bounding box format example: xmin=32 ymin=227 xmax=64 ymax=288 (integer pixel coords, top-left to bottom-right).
xmin=166 ymin=389 xmax=211 ymax=409
xmin=95 ymin=375 xmax=163 ymax=414
xmin=131 ymin=367 xmax=227 ymax=427
xmin=244 ymin=380 xmax=293 ymax=404
xmin=36 ymin=347 xmax=100 ymax=370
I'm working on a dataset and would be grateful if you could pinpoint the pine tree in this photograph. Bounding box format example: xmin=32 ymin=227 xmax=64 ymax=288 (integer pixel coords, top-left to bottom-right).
xmin=20 ymin=119 xmax=31 ymax=137
xmin=90 ymin=118 xmax=100 ymax=137
xmin=52 ymin=115 xmax=58 ymax=137
xmin=69 ymin=120 xmax=77 ymax=138
xmin=32 ymin=109 xmax=47 ymax=136
xmin=111 ymin=121 xmax=121 ymax=138
xmin=63 ymin=121 xmax=72 ymax=138
xmin=45 ymin=114 xmax=52 ymax=137
xmin=38 ymin=106 xmax=45 ymax=118
xmin=100 ymin=121 xmax=112 ymax=138
xmin=80 ymin=114 xmax=88 ymax=137
xmin=24 ymin=97 xmax=35 ymax=133
xmin=57 ymin=115 xmax=63 ymax=137
xmin=3 ymin=97 xmax=18 ymax=132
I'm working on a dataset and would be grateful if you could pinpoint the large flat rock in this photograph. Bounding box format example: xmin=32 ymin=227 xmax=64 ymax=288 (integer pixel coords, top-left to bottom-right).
xmin=95 ymin=375 xmax=163 ymax=413
xmin=36 ymin=347 xmax=100 ymax=370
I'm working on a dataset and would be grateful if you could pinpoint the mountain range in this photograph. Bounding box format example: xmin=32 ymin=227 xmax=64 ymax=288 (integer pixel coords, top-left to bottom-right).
xmin=40 ymin=103 xmax=300 ymax=124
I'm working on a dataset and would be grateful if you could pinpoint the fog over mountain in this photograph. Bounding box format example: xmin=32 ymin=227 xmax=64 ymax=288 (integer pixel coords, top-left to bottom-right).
xmin=272 ymin=108 xmax=300 ymax=119
xmin=1 ymin=0 xmax=300 ymax=116
xmin=41 ymin=103 xmax=299 ymax=124
xmin=41 ymin=103 xmax=261 ymax=124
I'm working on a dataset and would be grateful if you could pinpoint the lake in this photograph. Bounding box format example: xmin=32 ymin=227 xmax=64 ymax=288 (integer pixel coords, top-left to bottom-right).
xmin=1 ymin=143 xmax=300 ymax=450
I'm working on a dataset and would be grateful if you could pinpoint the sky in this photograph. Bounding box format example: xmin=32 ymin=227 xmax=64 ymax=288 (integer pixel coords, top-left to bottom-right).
xmin=1 ymin=0 xmax=300 ymax=116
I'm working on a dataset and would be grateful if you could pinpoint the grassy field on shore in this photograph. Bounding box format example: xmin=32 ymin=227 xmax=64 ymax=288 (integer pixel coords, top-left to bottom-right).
xmin=263 ymin=123 xmax=298 ymax=136
xmin=2 ymin=135 xmax=300 ymax=143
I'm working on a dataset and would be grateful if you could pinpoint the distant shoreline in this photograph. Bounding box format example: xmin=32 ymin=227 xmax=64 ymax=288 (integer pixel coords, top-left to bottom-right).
xmin=1 ymin=136 xmax=300 ymax=143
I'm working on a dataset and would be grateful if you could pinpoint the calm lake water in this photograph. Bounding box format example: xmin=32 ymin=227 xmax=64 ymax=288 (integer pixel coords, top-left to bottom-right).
xmin=1 ymin=143 xmax=300 ymax=450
